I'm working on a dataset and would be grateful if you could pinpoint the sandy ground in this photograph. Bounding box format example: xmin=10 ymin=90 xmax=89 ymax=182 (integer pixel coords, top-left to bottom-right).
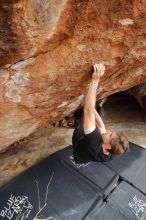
xmin=0 ymin=92 xmax=146 ymax=188
xmin=104 ymin=92 xmax=146 ymax=148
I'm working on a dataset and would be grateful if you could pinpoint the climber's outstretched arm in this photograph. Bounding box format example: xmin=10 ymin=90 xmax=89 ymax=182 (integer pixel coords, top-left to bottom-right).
xmin=83 ymin=63 xmax=105 ymax=134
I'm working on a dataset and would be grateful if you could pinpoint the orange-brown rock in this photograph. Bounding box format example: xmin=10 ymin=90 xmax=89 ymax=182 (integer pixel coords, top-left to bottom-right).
xmin=0 ymin=0 xmax=146 ymax=151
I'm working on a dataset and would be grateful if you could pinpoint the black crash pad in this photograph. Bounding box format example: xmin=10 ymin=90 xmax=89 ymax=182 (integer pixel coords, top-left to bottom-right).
xmin=0 ymin=149 xmax=103 ymax=220
xmin=1 ymin=142 xmax=145 ymax=220
xmin=104 ymin=142 xmax=146 ymax=194
xmin=53 ymin=145 xmax=119 ymax=196
xmin=86 ymin=181 xmax=146 ymax=220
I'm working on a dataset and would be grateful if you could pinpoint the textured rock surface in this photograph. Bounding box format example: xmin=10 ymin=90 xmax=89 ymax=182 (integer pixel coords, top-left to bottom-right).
xmin=0 ymin=0 xmax=146 ymax=151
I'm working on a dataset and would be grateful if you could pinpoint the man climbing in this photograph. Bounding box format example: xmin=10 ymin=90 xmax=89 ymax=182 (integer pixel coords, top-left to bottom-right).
xmin=72 ymin=63 xmax=129 ymax=163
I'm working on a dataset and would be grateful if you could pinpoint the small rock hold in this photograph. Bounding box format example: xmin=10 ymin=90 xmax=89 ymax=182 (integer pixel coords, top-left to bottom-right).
xmin=119 ymin=18 xmax=134 ymax=26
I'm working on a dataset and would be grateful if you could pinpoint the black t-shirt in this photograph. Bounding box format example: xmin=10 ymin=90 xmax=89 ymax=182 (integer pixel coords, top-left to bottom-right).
xmin=73 ymin=128 xmax=113 ymax=163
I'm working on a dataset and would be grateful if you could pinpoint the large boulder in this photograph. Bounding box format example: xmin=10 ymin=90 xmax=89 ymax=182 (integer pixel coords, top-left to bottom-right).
xmin=0 ymin=0 xmax=146 ymax=151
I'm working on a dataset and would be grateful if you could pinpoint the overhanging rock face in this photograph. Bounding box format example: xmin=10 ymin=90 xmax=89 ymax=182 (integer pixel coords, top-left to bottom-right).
xmin=0 ymin=0 xmax=146 ymax=151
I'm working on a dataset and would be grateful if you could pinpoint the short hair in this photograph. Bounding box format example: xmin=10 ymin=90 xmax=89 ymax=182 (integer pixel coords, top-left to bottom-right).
xmin=110 ymin=132 xmax=129 ymax=155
